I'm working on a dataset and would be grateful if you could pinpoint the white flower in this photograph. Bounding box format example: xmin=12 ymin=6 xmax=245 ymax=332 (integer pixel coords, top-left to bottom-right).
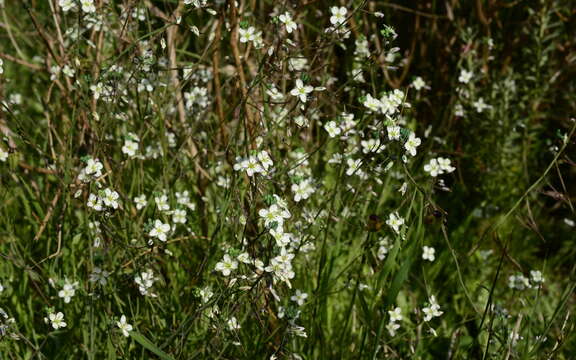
xmin=363 ymin=94 xmax=382 ymax=112
xmin=122 ymin=140 xmax=139 ymax=157
xmin=424 ymin=159 xmax=441 ymax=177
xmin=291 ymin=290 xmax=308 ymax=306
xmin=388 ymin=307 xmax=402 ymax=322
xmin=58 ymin=282 xmax=77 ymax=303
xmin=215 ymin=254 xmax=238 ymax=276
xmin=330 ymin=7 xmax=347 ymax=25
xmin=134 ymin=269 xmax=156 ymax=296
xmin=239 ymin=26 xmax=257 ymax=43
xmin=386 ymin=213 xmax=404 ymax=234
xmin=422 ymin=246 xmax=436 ymax=262
xmin=257 ymin=151 xmax=274 ymax=171
xmin=269 ymin=228 xmax=292 ymax=247
xmin=386 ymin=321 xmax=400 ymax=336
xmin=291 ymin=180 xmax=315 ymax=202
xmin=87 ymin=193 xmax=103 ymax=211
xmin=422 ymin=296 xmax=443 ymax=321
xmin=134 ymin=195 xmax=147 ymax=210
xmin=294 ymin=115 xmax=309 ymax=127
xmin=404 ymin=132 xmax=421 ymax=156
xmin=324 ymin=121 xmax=342 ymax=138
xmin=473 ymin=97 xmax=492 ymax=113
xmin=102 ymin=188 xmax=120 ymax=209
xmin=116 ymin=315 xmax=133 ymax=337
xmin=155 ymin=194 xmax=170 ymax=211
xmin=412 ymin=76 xmax=427 ymax=91
xmin=437 ymin=157 xmax=456 ymax=173
xmin=227 ymin=316 xmax=241 ymax=330
xmin=508 ymin=273 xmax=531 ymax=290
xmin=172 ymin=209 xmax=187 ymax=224
xmin=530 ymin=270 xmax=544 ymax=284
xmin=84 ymin=158 xmax=103 ymax=177
xmin=346 ymin=158 xmax=362 ymax=176
xmin=49 ymin=312 xmax=67 ymax=329
xmin=458 ymin=69 xmax=473 ymax=84
xmin=259 ymin=204 xmax=291 ymax=227
xmin=149 ymin=220 xmax=170 ymax=242
xmin=361 ymin=138 xmax=383 ymax=154
xmin=267 ymin=86 xmax=284 ymax=101
xmin=0 ymin=148 xmax=8 ymax=162
xmin=279 ymin=12 xmax=297 ymax=33
xmin=387 ymin=126 xmax=401 ymax=141
xmin=59 ymin=0 xmax=76 ymax=12
xmin=80 ymin=0 xmax=96 ymax=13
xmin=290 ymin=79 xmax=314 ymax=103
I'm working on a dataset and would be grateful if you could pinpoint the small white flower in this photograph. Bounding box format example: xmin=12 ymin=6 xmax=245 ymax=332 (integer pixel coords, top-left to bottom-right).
xmin=404 ymin=132 xmax=421 ymax=156
xmin=149 ymin=220 xmax=170 ymax=242
xmin=530 ymin=270 xmax=544 ymax=284
xmin=84 ymin=158 xmax=103 ymax=177
xmin=330 ymin=7 xmax=347 ymax=25
xmin=324 ymin=121 xmax=342 ymax=138
xmin=424 ymin=159 xmax=441 ymax=177
xmin=422 ymin=296 xmax=443 ymax=321
xmin=346 ymin=158 xmax=363 ymax=176
xmin=239 ymin=26 xmax=256 ymax=43
xmin=472 ymin=97 xmax=492 ymax=113
xmin=290 ymin=290 xmax=308 ymax=306
xmin=0 ymin=148 xmax=8 ymax=162
xmin=155 ymin=194 xmax=170 ymax=211
xmin=227 ymin=316 xmax=241 ymax=330
xmin=87 ymin=193 xmax=103 ymax=211
xmin=58 ymin=282 xmax=77 ymax=303
xmin=387 ymin=126 xmax=401 ymax=141
xmin=102 ymin=188 xmax=120 ymax=209
xmin=259 ymin=204 xmax=291 ymax=227
xmin=215 ymin=254 xmax=238 ymax=276
xmin=122 ymin=140 xmax=139 ymax=157
xmin=386 ymin=213 xmax=404 ymax=234
xmin=116 ymin=315 xmax=133 ymax=337
xmin=386 ymin=321 xmax=400 ymax=336
xmin=59 ymin=0 xmax=76 ymax=12
xmin=80 ymin=0 xmax=96 ymax=13
xmin=172 ymin=209 xmax=187 ymax=224
xmin=279 ymin=12 xmax=297 ymax=33
xmin=412 ymin=76 xmax=427 ymax=91
xmin=49 ymin=312 xmax=67 ymax=329
xmin=422 ymin=246 xmax=436 ymax=262
xmin=134 ymin=195 xmax=147 ymax=210
xmin=388 ymin=307 xmax=402 ymax=322
xmin=290 ymin=79 xmax=314 ymax=103
xmin=363 ymin=94 xmax=382 ymax=113
xmin=458 ymin=69 xmax=473 ymax=84
xmin=437 ymin=157 xmax=456 ymax=173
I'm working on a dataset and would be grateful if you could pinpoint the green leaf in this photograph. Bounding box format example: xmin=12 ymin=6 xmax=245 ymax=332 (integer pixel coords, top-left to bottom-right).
xmin=130 ymin=331 xmax=175 ymax=360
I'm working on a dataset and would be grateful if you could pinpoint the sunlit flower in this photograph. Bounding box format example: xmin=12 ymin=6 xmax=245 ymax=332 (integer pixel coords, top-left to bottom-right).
xmin=290 ymin=79 xmax=314 ymax=103
xmin=330 ymin=7 xmax=347 ymax=25
xmin=279 ymin=12 xmax=297 ymax=33
xmin=215 ymin=254 xmax=238 ymax=276
xmin=149 ymin=220 xmax=170 ymax=242
xmin=422 ymin=246 xmax=436 ymax=261
xmin=49 ymin=312 xmax=67 ymax=330
xmin=404 ymin=132 xmax=421 ymax=156
xmin=117 ymin=315 xmax=133 ymax=337
xmin=458 ymin=69 xmax=473 ymax=84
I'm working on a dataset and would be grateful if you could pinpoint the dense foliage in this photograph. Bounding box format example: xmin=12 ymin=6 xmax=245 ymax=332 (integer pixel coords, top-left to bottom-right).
xmin=0 ymin=0 xmax=575 ymax=359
